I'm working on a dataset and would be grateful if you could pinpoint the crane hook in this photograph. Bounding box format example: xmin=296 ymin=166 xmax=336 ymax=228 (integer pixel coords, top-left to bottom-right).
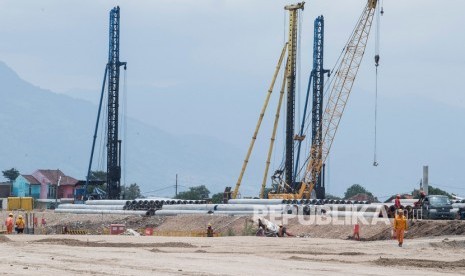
xmin=374 ymin=54 xmax=380 ymax=67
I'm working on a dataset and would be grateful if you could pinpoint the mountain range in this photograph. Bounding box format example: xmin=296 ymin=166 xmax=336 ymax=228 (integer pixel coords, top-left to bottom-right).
xmin=0 ymin=61 xmax=262 ymax=197
xmin=1 ymin=60 xmax=465 ymax=199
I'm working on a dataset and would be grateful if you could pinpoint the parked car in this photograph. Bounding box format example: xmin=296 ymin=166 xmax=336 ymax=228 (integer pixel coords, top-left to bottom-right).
xmin=421 ymin=195 xmax=456 ymax=220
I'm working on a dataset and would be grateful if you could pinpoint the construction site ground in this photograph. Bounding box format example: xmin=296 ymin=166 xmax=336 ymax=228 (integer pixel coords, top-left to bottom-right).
xmin=1 ymin=234 xmax=465 ymax=275
xmin=1 ymin=211 xmax=465 ymax=275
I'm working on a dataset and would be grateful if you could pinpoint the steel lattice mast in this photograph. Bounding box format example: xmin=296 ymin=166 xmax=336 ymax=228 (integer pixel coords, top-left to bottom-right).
xmin=294 ymin=15 xmax=329 ymax=191
xmin=311 ymin=16 xmax=330 ymax=199
xmin=270 ymin=0 xmax=378 ymax=199
xmin=107 ymin=6 xmax=126 ymax=199
xmin=284 ymin=2 xmax=304 ymax=192
xmin=304 ymin=0 xmax=377 ymax=188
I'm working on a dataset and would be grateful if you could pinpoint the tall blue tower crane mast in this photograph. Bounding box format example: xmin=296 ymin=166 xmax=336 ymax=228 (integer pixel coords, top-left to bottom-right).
xmin=309 ymin=16 xmax=330 ymax=199
xmin=228 ymin=0 xmax=381 ymax=200
xmin=270 ymin=0 xmax=379 ymax=199
xmin=84 ymin=6 xmax=126 ymax=200
xmin=107 ymin=6 xmax=127 ymax=199
xmin=294 ymin=16 xmax=330 ymax=198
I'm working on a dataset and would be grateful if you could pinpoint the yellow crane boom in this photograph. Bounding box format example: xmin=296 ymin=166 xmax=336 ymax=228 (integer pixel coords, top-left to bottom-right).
xmin=232 ymin=44 xmax=288 ymax=199
xmin=232 ymin=2 xmax=304 ymax=199
xmin=269 ymin=0 xmax=378 ymax=199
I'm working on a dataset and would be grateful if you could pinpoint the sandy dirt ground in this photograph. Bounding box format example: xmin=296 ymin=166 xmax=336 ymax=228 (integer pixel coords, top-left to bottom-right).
xmin=1 ymin=234 xmax=465 ymax=276
xmin=3 ymin=211 xmax=464 ymax=239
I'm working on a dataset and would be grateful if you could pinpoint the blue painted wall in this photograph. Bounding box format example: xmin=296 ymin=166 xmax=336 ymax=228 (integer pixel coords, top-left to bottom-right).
xmin=12 ymin=175 xmax=40 ymax=199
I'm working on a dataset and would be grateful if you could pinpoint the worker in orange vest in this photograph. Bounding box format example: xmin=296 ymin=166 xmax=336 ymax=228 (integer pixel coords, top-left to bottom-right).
xmin=207 ymin=223 xmax=214 ymax=237
xmin=15 ymin=215 xmax=25 ymax=234
xmin=394 ymin=195 xmax=402 ymax=209
xmin=5 ymin=213 xmax=14 ymax=234
xmin=353 ymin=223 xmax=360 ymax=241
xmin=394 ymin=209 xmax=408 ymax=247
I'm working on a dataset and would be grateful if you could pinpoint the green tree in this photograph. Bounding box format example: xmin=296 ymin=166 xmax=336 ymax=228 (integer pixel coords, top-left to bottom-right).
xmin=123 ymin=183 xmax=142 ymax=200
xmin=177 ymin=185 xmax=210 ymax=200
xmin=428 ymin=186 xmax=452 ymax=197
xmin=344 ymin=184 xmax=374 ymax=199
xmin=2 ymin=168 xmax=19 ymax=182
xmin=211 ymin=192 xmax=224 ymax=204
xmin=88 ymin=170 xmax=107 ymax=181
xmin=412 ymin=186 xmax=452 ymax=198
xmin=325 ymin=193 xmax=342 ymax=200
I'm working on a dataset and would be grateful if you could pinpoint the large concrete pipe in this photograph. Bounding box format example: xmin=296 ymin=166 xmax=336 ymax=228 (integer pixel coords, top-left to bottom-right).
xmin=162 ymin=204 xmax=215 ymax=211
xmin=319 ymin=204 xmax=386 ymax=212
xmin=227 ymin=199 xmax=286 ymax=205
xmin=212 ymin=211 xmax=262 ymax=215
xmin=323 ymin=211 xmax=379 ymax=217
xmin=55 ymin=209 xmax=148 ymax=215
xmin=85 ymin=200 xmax=127 ymax=205
xmin=161 ymin=204 xmax=287 ymax=212
xmin=154 ymin=210 xmax=210 ymax=216
xmin=57 ymin=204 xmax=124 ymax=210
xmin=215 ymin=204 xmax=287 ymax=212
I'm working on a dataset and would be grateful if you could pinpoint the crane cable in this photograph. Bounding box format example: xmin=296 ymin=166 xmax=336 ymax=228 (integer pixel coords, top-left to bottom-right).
xmin=373 ymin=0 xmax=383 ymax=167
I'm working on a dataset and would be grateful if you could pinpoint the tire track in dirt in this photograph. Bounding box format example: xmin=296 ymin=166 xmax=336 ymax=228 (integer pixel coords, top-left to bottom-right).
xmin=33 ymin=238 xmax=196 ymax=248
xmin=373 ymin=257 xmax=465 ymax=269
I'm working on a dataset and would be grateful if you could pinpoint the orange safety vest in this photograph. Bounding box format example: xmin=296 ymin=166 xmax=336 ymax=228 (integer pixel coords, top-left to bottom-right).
xmin=5 ymin=217 xmax=13 ymax=227
xmin=394 ymin=216 xmax=408 ymax=231
xmin=207 ymin=227 xmax=213 ymax=237
xmin=16 ymin=218 xmax=25 ymax=229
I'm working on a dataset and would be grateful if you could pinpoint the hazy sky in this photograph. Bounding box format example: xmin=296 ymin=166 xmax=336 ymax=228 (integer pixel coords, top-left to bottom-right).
xmin=1 ymin=0 xmax=464 ymax=198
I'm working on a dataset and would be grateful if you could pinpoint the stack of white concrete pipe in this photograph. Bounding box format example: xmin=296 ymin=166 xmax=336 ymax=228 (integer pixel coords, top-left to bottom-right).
xmin=55 ymin=198 xmax=208 ymax=216
xmin=55 ymin=200 xmax=148 ymax=215
xmin=155 ymin=198 xmax=379 ymax=217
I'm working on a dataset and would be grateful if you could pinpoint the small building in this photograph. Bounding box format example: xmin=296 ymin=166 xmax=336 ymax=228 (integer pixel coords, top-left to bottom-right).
xmin=12 ymin=169 xmax=78 ymax=199
xmin=348 ymin=193 xmax=379 ymax=203
xmin=0 ymin=182 xmax=11 ymax=198
xmin=12 ymin=175 xmax=40 ymax=198
xmin=384 ymin=194 xmax=413 ymax=203
xmin=32 ymin=169 xmax=78 ymax=199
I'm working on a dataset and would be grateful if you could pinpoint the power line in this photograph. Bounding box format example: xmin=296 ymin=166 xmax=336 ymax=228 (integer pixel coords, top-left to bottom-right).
xmin=429 ymin=183 xmax=465 ymax=191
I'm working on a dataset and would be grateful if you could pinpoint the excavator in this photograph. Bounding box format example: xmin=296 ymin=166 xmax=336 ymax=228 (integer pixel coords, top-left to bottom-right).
xmin=229 ymin=0 xmax=380 ymax=200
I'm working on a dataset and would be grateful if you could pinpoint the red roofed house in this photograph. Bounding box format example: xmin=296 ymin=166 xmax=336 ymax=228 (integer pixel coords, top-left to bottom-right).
xmin=31 ymin=169 xmax=78 ymax=199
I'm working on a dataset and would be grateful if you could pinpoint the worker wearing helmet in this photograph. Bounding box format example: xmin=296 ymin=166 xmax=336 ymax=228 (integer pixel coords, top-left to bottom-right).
xmin=206 ymin=223 xmax=213 ymax=237
xmin=415 ymin=191 xmax=427 ymax=207
xmin=393 ymin=209 xmax=408 ymax=247
xmin=15 ymin=215 xmax=25 ymax=234
xmin=394 ymin=195 xmax=402 ymax=209
xmin=5 ymin=213 xmax=14 ymax=234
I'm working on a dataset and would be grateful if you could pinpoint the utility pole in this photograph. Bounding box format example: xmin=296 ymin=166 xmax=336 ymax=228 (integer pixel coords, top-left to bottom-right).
xmin=55 ymin=170 xmax=61 ymax=206
xmin=175 ymin=174 xmax=178 ymax=198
